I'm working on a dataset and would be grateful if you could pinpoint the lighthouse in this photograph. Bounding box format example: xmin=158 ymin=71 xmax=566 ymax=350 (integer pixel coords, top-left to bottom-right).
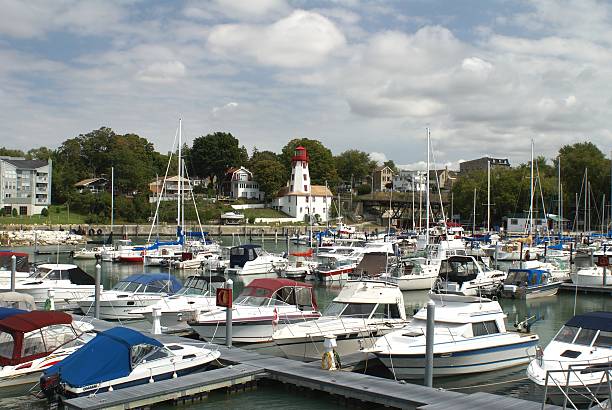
xmin=290 ymin=146 xmax=310 ymax=194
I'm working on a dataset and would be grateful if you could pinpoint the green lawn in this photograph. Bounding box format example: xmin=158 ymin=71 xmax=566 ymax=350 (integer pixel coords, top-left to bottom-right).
xmin=0 ymin=205 xmax=87 ymax=225
xmin=242 ymin=208 xmax=291 ymax=219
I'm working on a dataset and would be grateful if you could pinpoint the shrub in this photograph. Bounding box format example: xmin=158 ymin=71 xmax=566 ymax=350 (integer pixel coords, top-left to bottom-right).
xmin=12 ymin=208 xmax=17 ymax=217
xmin=41 ymin=208 xmax=49 ymax=217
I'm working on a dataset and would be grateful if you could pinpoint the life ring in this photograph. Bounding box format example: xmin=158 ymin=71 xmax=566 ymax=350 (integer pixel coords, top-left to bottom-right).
xmin=88 ymin=228 xmax=95 ymax=236
xmin=96 ymin=229 xmax=102 ymax=236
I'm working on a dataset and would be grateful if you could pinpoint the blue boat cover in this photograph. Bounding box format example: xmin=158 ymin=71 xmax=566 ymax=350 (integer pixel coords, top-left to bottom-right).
xmin=118 ymin=273 xmax=182 ymax=293
xmin=566 ymin=311 xmax=612 ymax=332
xmin=0 ymin=307 xmax=26 ymax=320
xmin=43 ymin=327 xmax=163 ymax=387
xmin=547 ymin=243 xmax=564 ymax=250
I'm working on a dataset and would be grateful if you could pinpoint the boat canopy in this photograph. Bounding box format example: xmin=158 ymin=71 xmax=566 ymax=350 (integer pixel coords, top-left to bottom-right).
xmin=0 ymin=311 xmax=74 ymax=366
xmin=566 ymin=311 xmax=612 ymax=332
xmin=229 ymin=244 xmax=263 ymax=268
xmin=44 ymin=327 xmax=163 ymax=388
xmin=506 ymin=269 xmax=548 ymax=286
xmin=0 ymin=251 xmax=29 ymax=272
xmin=353 ymin=252 xmax=388 ymax=278
xmin=33 ymin=265 xmax=95 ymax=285
xmin=115 ymin=273 xmax=182 ymax=294
xmin=240 ymin=278 xmax=317 ymax=310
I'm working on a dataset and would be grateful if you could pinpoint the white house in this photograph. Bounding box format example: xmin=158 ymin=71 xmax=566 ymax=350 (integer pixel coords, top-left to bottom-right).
xmin=222 ymin=167 xmax=263 ymax=200
xmin=271 ymin=146 xmax=333 ymax=222
xmin=149 ymin=175 xmax=193 ymax=202
xmin=505 ymin=215 xmax=549 ymax=233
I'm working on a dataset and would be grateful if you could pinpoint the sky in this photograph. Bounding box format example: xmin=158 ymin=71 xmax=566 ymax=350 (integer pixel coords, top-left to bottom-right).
xmin=1 ymin=0 xmax=611 ymax=170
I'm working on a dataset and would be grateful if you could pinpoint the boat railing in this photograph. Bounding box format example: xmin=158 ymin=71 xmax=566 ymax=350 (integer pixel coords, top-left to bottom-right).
xmin=541 ymin=361 xmax=612 ymax=409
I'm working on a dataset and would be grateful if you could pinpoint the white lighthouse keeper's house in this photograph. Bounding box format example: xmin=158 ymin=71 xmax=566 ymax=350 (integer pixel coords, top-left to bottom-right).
xmin=271 ymin=146 xmax=333 ymax=222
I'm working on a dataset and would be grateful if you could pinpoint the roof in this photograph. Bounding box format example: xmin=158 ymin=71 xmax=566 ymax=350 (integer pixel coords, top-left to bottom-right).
xmin=246 ymin=278 xmax=312 ymax=292
xmin=44 ymin=327 xmax=162 ymax=388
xmin=0 ymin=311 xmax=72 ymax=334
xmin=374 ymin=165 xmax=392 ymax=172
xmin=566 ymin=311 xmax=612 ymax=332
xmin=276 ymin=185 xmax=333 ymax=198
xmin=1 ymin=158 xmax=49 ymax=169
xmin=74 ymin=177 xmax=107 ymax=187
xmin=119 ymin=273 xmax=182 ymax=293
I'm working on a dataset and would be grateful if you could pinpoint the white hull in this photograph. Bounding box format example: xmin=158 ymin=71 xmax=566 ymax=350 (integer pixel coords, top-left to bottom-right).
xmin=570 ymin=268 xmax=612 ymax=287
xmin=397 ymin=274 xmax=438 ymax=291
xmin=14 ymin=285 xmax=97 ymax=306
xmin=78 ymin=296 xmax=162 ymax=320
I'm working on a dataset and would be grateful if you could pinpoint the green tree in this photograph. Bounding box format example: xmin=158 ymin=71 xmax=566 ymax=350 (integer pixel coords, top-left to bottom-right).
xmin=190 ymin=132 xmax=248 ymax=191
xmin=335 ymin=150 xmax=377 ymax=186
xmin=384 ymin=160 xmax=399 ymax=174
xmin=0 ymin=147 xmax=26 ymax=157
xmin=280 ymin=138 xmax=338 ymax=186
xmin=27 ymin=147 xmax=53 ymax=160
xmin=249 ymin=148 xmax=279 ymax=167
xmin=251 ymin=158 xmax=287 ymax=199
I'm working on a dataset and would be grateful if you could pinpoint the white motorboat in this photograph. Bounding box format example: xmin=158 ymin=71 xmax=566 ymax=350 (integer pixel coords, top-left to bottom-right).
xmin=501 ymin=268 xmax=562 ymax=299
xmin=0 ymin=264 xmax=98 ymax=307
xmin=0 ymin=309 xmax=94 ymax=389
xmin=527 ymin=311 xmax=612 ymax=404
xmin=392 ymin=258 xmax=440 ymax=291
xmin=189 ymin=278 xmax=320 ymax=345
xmin=368 ymin=293 xmax=539 ymax=379
xmin=225 ymin=244 xmax=287 ymax=276
xmin=130 ymin=275 xmax=226 ymax=329
xmin=433 ymin=255 xmax=506 ymax=296
xmin=314 ymin=254 xmax=356 ymax=282
xmin=272 ymin=280 xmax=407 ymax=361
xmin=100 ymin=239 xmax=134 ymax=262
xmin=76 ymin=273 xmax=182 ymax=320
xmin=72 ymin=245 xmax=113 ymax=260
xmin=171 ymin=251 xmax=225 ymax=270
xmin=41 ymin=327 xmax=220 ymax=400
xmin=570 ymin=266 xmax=612 ymax=287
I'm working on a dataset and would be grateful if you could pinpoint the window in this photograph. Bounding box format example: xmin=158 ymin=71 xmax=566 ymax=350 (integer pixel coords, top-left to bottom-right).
xmin=144 ymin=348 xmax=170 ymax=362
xmin=594 ymin=331 xmax=612 ymax=348
xmin=554 ymin=326 xmax=580 ymax=343
xmin=19 ymin=206 xmax=27 ymax=215
xmin=0 ymin=331 xmax=14 ymax=359
xmin=574 ymin=328 xmax=598 ymax=346
xmin=131 ymin=343 xmax=158 ymax=368
xmin=299 ymin=207 xmax=302 ymax=213
xmin=373 ymin=303 xmax=402 ymax=319
xmin=472 ymin=320 xmax=499 ymax=336
xmin=304 ymin=185 xmax=308 ymax=191
xmin=341 ymin=303 xmax=376 ymax=318
xmin=510 ymin=219 xmax=518 ymax=225
xmin=22 ymin=330 xmax=46 ymax=357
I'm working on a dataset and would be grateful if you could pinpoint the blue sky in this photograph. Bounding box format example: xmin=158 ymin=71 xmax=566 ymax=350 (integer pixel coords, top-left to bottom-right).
xmin=1 ymin=0 xmax=611 ymax=169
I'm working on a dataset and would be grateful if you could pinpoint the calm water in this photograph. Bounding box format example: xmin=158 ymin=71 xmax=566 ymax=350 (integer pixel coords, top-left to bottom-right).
xmin=1 ymin=237 xmax=610 ymax=408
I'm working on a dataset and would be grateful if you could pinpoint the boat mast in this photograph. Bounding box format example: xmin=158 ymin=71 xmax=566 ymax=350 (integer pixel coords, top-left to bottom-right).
xmin=557 ymin=156 xmax=561 ymax=235
xmin=487 ymin=159 xmax=491 ymax=233
xmin=178 ymin=118 xmax=182 ymax=242
xmin=472 ymin=187 xmax=476 ymax=235
xmin=584 ymin=168 xmax=588 ymax=233
xmin=529 ymin=139 xmax=534 ymax=236
xmin=426 ymin=128 xmax=430 ymax=245
xmin=111 ymin=166 xmax=114 ymax=233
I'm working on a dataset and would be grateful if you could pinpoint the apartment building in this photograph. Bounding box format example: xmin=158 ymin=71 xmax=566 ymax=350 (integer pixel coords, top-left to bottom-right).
xmin=0 ymin=156 xmax=52 ymax=215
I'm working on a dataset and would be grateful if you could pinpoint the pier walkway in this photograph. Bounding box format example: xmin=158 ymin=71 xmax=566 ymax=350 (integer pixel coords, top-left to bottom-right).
xmin=64 ymin=316 xmax=559 ymax=410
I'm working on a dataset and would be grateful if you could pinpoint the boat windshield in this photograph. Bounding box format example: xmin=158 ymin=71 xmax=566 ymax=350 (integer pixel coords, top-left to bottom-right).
xmin=554 ymin=325 xmax=580 ymax=343
xmin=323 ymin=302 xmax=376 ymax=318
xmin=574 ymin=328 xmax=599 ymax=346
xmin=176 ymin=277 xmax=212 ymax=296
xmin=234 ymin=295 xmax=289 ymax=307
xmin=112 ymin=281 xmax=142 ymax=292
xmin=0 ymin=331 xmax=14 ymax=359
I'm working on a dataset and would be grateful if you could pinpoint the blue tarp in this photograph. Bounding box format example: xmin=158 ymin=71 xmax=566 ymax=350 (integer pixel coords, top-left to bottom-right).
xmin=0 ymin=307 xmax=25 ymax=320
xmin=117 ymin=273 xmax=182 ymax=294
xmin=566 ymin=311 xmax=612 ymax=332
xmin=44 ymin=327 xmax=163 ymax=388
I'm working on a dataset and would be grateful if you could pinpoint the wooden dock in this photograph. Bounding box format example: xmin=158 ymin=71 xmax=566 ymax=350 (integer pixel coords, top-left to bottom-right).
xmin=63 ymin=316 xmax=560 ymax=410
xmin=560 ymin=283 xmax=612 ymax=295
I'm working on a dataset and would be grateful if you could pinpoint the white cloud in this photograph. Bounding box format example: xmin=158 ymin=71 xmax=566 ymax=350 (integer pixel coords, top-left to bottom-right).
xmin=184 ymin=0 xmax=290 ymax=22
xmin=207 ymin=10 xmax=346 ymax=68
xmin=136 ymin=61 xmax=186 ymax=83
xmin=211 ymin=101 xmax=239 ymax=117
xmin=369 ymin=152 xmax=387 ymax=165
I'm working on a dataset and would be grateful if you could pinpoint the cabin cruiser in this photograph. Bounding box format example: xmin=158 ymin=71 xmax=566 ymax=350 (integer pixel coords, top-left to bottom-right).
xmin=275 ymin=250 xmax=317 ymax=281
xmin=501 ymin=268 xmax=562 ymax=299
xmin=72 ymin=245 xmax=114 ymax=260
xmin=527 ymin=311 xmax=612 ymax=404
xmin=189 ymin=279 xmax=320 ymax=345
xmin=0 ymin=309 xmax=94 ymax=389
xmin=0 ymin=251 xmax=31 ymax=283
xmin=41 ymin=327 xmax=220 ymax=400
xmin=433 ymin=255 xmax=506 ymax=296
xmin=0 ymin=264 xmax=98 ymax=307
xmin=100 ymin=239 xmax=134 ymax=262
xmin=314 ymin=254 xmax=356 ymax=282
xmin=225 ymin=244 xmax=287 ymax=276
xmin=367 ymin=293 xmax=538 ymax=378
xmin=130 ymin=275 xmax=226 ymax=329
xmin=391 ymin=257 xmax=440 ymax=291
xmin=76 ymin=273 xmax=182 ymax=320
xmin=272 ymin=280 xmax=407 ymax=361
xmin=570 ymin=266 xmax=612 ymax=287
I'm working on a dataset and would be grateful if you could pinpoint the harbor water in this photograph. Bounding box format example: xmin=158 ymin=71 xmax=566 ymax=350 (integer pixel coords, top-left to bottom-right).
xmin=0 ymin=237 xmax=610 ymax=408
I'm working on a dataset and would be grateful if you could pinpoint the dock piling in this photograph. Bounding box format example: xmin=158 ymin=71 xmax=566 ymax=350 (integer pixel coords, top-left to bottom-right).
xmin=424 ymin=300 xmax=435 ymax=387
xmin=226 ymin=279 xmax=233 ymax=348
xmin=152 ymin=307 xmax=162 ymax=335
xmin=94 ymin=264 xmax=101 ymax=319
xmin=10 ymin=255 xmax=16 ymax=292
xmin=47 ymin=289 xmax=55 ymax=311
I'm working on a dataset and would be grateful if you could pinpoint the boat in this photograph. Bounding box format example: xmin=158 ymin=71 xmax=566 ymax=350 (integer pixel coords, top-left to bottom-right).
xmin=433 ymin=255 xmax=507 ymax=296
xmin=527 ymin=311 xmax=612 ymax=404
xmin=500 ymin=268 xmax=562 ymax=299
xmin=0 ymin=251 xmax=32 ymax=282
xmin=40 ymin=327 xmax=220 ymax=400
xmin=0 ymin=292 xmax=35 ymax=310
xmin=272 ymin=279 xmax=407 ymax=361
xmin=0 ymin=264 xmax=98 ymax=307
xmin=367 ymin=293 xmax=539 ymax=379
xmin=314 ymin=254 xmax=356 ymax=282
xmin=76 ymin=273 xmax=182 ymax=320
xmin=100 ymin=239 xmax=134 ymax=262
xmin=71 ymin=245 xmax=113 ymax=260
xmin=570 ymin=266 xmax=612 ymax=287
xmin=225 ymin=244 xmax=287 ymax=276
xmin=391 ymin=257 xmax=439 ymax=291
xmin=188 ymin=278 xmax=320 ymax=345
xmin=0 ymin=309 xmax=94 ymax=389
xmin=130 ymin=275 xmax=226 ymax=329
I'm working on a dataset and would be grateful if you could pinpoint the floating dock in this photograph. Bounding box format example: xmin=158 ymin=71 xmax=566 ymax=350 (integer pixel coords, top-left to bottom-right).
xmin=560 ymin=283 xmax=612 ymax=295
xmin=63 ymin=316 xmax=560 ymax=410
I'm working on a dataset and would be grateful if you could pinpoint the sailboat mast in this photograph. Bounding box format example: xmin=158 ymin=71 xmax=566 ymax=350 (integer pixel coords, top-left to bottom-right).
xmin=557 ymin=156 xmax=561 ymax=235
xmin=529 ymin=139 xmax=534 ymax=236
xmin=111 ymin=166 xmax=114 ymax=232
xmin=178 ymin=118 xmax=182 ymax=240
xmin=487 ymin=159 xmax=491 ymax=232
xmin=472 ymin=187 xmax=476 ymax=235
xmin=426 ymin=128 xmax=430 ymax=244
xmin=584 ymin=168 xmax=588 ymax=233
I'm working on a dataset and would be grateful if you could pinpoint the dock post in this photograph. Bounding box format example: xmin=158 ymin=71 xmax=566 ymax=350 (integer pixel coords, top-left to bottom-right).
xmin=286 ymin=232 xmax=290 ymax=256
xmin=424 ymin=300 xmax=435 ymax=387
xmin=590 ymin=249 xmax=594 ymax=266
xmin=95 ymin=264 xmax=101 ymax=319
xmin=226 ymin=278 xmax=233 ymax=348
xmin=47 ymin=289 xmax=55 ymax=311
xmin=604 ymin=264 xmax=607 ymax=287
xmin=519 ymin=242 xmax=524 ymax=269
xmin=152 ymin=307 xmax=162 ymax=335
xmin=34 ymin=231 xmax=38 ymax=254
xmin=10 ymin=255 xmax=16 ymax=292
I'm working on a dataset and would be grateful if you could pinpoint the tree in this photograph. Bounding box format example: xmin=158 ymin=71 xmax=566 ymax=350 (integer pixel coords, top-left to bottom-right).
xmin=280 ymin=138 xmax=338 ymax=185
xmin=41 ymin=207 xmax=49 ymax=217
xmin=190 ymin=132 xmax=248 ymax=191
xmin=27 ymin=147 xmax=53 ymax=161
xmin=384 ymin=160 xmax=399 ymax=174
xmin=249 ymin=148 xmax=279 ymax=167
xmin=335 ymin=150 xmax=377 ymax=186
xmin=251 ymin=158 xmax=287 ymax=199
xmin=0 ymin=147 xmax=25 ymax=157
